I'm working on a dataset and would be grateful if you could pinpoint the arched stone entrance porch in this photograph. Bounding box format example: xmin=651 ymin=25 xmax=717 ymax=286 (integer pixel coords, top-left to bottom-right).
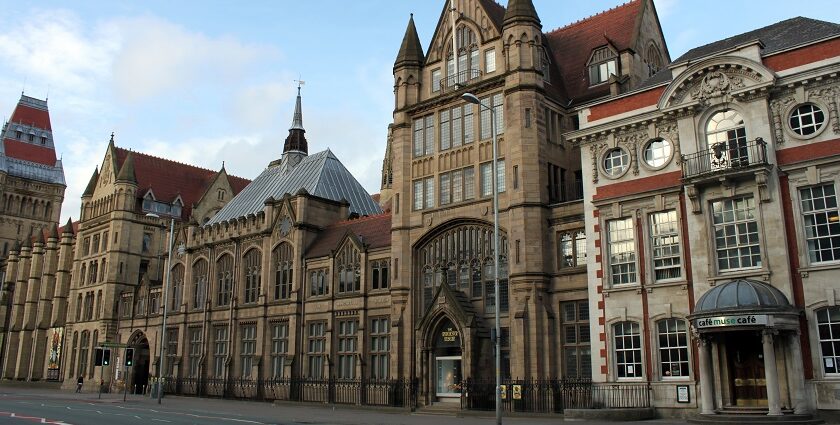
xmin=127 ymin=330 xmax=151 ymax=394
xmin=415 ymin=283 xmax=484 ymax=406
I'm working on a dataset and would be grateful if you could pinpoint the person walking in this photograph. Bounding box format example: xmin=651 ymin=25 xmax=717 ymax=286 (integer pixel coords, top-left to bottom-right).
xmin=76 ymin=376 xmax=83 ymax=393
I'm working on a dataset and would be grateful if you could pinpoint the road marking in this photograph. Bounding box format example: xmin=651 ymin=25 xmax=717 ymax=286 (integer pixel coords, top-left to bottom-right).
xmin=0 ymin=411 xmax=73 ymax=425
xmin=151 ymin=419 xmax=171 ymax=423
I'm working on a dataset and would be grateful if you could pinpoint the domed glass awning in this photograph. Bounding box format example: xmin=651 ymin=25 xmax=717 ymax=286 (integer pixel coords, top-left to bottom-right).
xmin=688 ymin=279 xmax=801 ymax=332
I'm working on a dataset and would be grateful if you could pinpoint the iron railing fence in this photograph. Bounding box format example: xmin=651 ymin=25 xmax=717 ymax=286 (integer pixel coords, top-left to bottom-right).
xmin=460 ymin=378 xmax=649 ymax=413
xmin=155 ymin=376 xmax=416 ymax=409
xmin=681 ymin=137 xmax=769 ymax=179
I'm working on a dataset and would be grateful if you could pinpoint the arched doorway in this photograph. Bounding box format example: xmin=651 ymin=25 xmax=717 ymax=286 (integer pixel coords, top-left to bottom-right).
xmin=433 ymin=317 xmax=462 ymax=402
xmin=128 ymin=331 xmax=151 ymax=394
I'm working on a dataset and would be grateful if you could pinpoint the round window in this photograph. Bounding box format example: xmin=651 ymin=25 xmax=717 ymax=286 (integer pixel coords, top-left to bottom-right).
xmin=789 ymin=103 xmax=825 ymax=136
xmin=643 ymin=138 xmax=672 ymax=168
xmin=603 ymin=148 xmax=629 ymax=177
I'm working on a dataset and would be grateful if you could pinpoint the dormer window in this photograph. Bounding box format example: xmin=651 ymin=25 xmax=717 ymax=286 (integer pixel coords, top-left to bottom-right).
xmin=589 ymin=46 xmax=618 ymax=85
xmin=142 ymin=193 xmax=154 ymax=211
xmin=14 ymin=126 xmax=22 ymax=139
xmin=28 ymin=130 xmax=35 ymax=142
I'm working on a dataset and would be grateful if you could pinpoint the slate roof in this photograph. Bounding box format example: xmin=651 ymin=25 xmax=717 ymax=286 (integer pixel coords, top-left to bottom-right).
xmin=306 ymin=213 xmax=391 ymax=258
xmin=113 ymin=147 xmax=250 ymax=219
xmin=674 ymin=17 xmax=840 ymax=64
xmin=545 ymin=0 xmax=643 ymax=104
xmin=0 ymin=95 xmax=64 ymax=184
xmin=207 ymin=149 xmax=382 ymax=225
xmin=3 ymin=139 xmax=57 ymax=166
xmin=636 ymin=16 xmax=840 ymax=90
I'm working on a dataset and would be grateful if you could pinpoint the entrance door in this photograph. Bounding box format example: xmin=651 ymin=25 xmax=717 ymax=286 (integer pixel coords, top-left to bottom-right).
xmin=727 ymin=332 xmax=767 ymax=407
xmin=131 ymin=339 xmax=151 ymax=394
xmin=436 ymin=356 xmax=462 ymax=399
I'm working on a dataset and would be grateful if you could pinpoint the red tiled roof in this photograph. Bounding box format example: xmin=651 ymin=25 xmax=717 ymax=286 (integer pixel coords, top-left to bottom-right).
xmin=9 ymin=103 xmax=51 ymax=131
xmin=306 ymin=213 xmax=392 ymax=258
xmin=114 ymin=147 xmax=250 ymax=219
xmin=545 ymin=0 xmax=642 ymax=103
xmin=3 ymin=138 xmax=57 ymax=166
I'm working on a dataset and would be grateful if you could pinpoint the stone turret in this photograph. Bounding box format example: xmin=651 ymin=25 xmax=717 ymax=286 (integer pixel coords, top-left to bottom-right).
xmin=502 ymin=0 xmax=543 ymax=74
xmin=393 ymin=14 xmax=424 ymax=110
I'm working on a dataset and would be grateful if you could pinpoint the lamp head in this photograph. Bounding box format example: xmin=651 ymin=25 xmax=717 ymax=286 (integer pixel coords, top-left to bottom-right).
xmin=461 ymin=93 xmax=480 ymax=105
xmin=145 ymin=213 xmax=160 ymax=219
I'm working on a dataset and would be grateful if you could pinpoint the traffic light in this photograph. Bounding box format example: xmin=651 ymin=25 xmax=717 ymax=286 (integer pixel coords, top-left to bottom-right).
xmin=94 ymin=348 xmax=103 ymax=366
xmin=102 ymin=348 xmax=111 ymax=366
xmin=125 ymin=348 xmax=134 ymax=367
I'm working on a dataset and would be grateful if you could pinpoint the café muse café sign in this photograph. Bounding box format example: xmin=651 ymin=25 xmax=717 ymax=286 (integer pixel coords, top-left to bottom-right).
xmin=695 ymin=314 xmax=768 ymax=329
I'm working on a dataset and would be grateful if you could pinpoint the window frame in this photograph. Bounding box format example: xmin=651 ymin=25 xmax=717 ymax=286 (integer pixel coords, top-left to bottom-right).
xmin=655 ymin=318 xmax=690 ymax=380
xmin=558 ymin=230 xmax=587 ymax=269
xmin=270 ymin=321 xmax=289 ymax=378
xmin=561 ymin=301 xmax=592 ymax=379
xmin=613 ymin=321 xmax=643 ymax=380
xmin=648 ymin=210 xmax=682 ymax=282
xmin=588 ymin=46 xmax=618 ymax=86
xmin=799 ymin=183 xmax=840 ymax=265
xmin=710 ymin=196 xmax=762 ymax=272
xmin=816 ymin=306 xmax=840 ymax=376
xmin=370 ymin=316 xmax=390 ymax=380
xmin=607 ymin=217 xmax=637 ymax=286
xmin=788 ymin=102 xmax=827 ymax=139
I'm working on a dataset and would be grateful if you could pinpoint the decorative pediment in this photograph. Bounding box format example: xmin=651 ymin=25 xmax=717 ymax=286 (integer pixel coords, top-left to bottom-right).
xmin=659 ymin=56 xmax=776 ymax=111
xmin=270 ymin=196 xmax=298 ymax=238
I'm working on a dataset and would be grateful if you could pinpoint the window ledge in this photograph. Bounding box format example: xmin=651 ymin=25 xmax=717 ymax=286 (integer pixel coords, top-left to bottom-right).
xmin=650 ymin=280 xmax=689 ymax=289
xmin=603 ymin=283 xmax=642 ymax=295
xmin=557 ymin=266 xmax=587 ymax=276
xmin=708 ymin=268 xmax=771 ymax=285
xmin=799 ymin=263 xmax=840 ymax=277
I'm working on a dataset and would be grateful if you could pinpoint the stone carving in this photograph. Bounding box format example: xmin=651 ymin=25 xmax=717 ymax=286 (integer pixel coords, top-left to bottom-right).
xmin=770 ymin=96 xmax=796 ymax=144
xmin=656 ymin=121 xmax=681 ymax=164
xmin=807 ymin=84 xmax=840 ymax=135
xmin=690 ymin=71 xmax=745 ymax=102
xmin=616 ymin=129 xmax=647 ymax=176
xmin=589 ymin=142 xmax=607 ymax=183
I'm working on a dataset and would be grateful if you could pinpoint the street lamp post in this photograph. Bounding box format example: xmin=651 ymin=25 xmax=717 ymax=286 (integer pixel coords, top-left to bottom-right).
xmin=462 ymin=92 xmax=501 ymax=425
xmin=146 ymin=213 xmax=175 ymax=404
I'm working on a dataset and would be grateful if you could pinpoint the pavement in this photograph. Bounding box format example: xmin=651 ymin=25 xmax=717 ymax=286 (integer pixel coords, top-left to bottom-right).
xmin=0 ymin=385 xmax=689 ymax=425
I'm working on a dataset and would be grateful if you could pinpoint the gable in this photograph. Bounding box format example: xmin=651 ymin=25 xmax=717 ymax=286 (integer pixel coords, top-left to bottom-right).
xmin=425 ymin=0 xmax=504 ymax=65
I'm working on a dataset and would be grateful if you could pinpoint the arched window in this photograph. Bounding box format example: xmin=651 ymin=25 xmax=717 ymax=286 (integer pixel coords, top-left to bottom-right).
xmin=416 ymin=224 xmax=509 ymax=314
xmin=444 ymin=25 xmax=480 ymax=89
xmin=68 ymin=332 xmax=78 ymax=381
xmin=656 ymin=318 xmax=689 ymax=378
xmin=80 ymin=264 xmax=87 ymax=287
xmin=192 ymin=259 xmax=208 ymax=309
xmin=273 ymin=243 xmax=293 ymax=300
xmin=243 ymin=249 xmax=261 ymax=304
xmin=645 ymin=45 xmax=662 ymax=77
xmin=216 ymin=254 xmax=233 ymax=306
xmin=817 ymin=306 xmax=840 ymax=375
xmin=89 ymin=330 xmax=98 ymax=378
xmin=336 ymin=242 xmax=360 ymax=294
xmin=78 ymin=331 xmax=90 ymax=379
xmin=170 ymin=263 xmax=184 ymax=310
xmin=706 ymin=109 xmax=748 ymax=169
xmin=75 ymin=294 xmax=82 ymax=321
xmin=613 ymin=321 xmax=642 ymax=379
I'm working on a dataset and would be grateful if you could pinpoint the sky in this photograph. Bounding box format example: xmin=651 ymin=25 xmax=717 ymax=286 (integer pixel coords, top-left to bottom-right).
xmin=0 ymin=0 xmax=838 ymax=223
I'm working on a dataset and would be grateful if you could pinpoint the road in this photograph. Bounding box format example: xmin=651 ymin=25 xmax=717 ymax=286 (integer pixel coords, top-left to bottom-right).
xmin=0 ymin=386 xmax=686 ymax=425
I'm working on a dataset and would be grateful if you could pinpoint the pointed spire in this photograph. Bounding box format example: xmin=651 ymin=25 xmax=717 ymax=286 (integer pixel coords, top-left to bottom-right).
xmin=503 ymin=0 xmax=541 ymax=27
xmin=49 ymin=223 xmax=59 ymax=239
xmin=116 ymin=152 xmax=138 ymax=184
xmin=36 ymin=229 xmax=46 ymax=245
xmin=11 ymin=240 xmax=19 ymax=252
xmin=283 ymin=83 xmax=308 ymax=156
xmin=290 ymin=83 xmax=304 ymax=131
xmin=394 ymin=14 xmax=425 ymax=70
xmin=62 ymin=217 xmax=75 ymax=235
xmin=82 ymin=167 xmax=99 ymax=197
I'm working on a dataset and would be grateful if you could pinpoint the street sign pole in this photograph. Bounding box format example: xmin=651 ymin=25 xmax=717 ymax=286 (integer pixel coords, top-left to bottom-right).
xmin=98 ymin=364 xmax=102 ymax=399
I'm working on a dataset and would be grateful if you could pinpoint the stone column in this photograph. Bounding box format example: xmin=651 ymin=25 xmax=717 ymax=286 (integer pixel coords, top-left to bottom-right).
xmin=787 ymin=332 xmax=809 ymax=414
xmin=762 ymin=330 xmax=782 ymax=416
xmin=698 ymin=335 xmax=716 ymax=415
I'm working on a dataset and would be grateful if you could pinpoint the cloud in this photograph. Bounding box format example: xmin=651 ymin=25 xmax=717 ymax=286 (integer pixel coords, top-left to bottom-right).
xmin=110 ymin=16 xmax=277 ymax=104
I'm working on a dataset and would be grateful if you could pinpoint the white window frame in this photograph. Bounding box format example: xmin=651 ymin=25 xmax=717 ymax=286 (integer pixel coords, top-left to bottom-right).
xmin=607 ymin=217 xmax=637 ymax=286
xmin=613 ymin=321 xmax=643 ymax=380
xmin=799 ymin=183 xmax=840 ymax=265
xmin=655 ymin=318 xmax=690 ymax=380
xmin=649 ymin=210 xmax=682 ymax=282
xmin=711 ymin=196 xmax=762 ymax=271
xmin=816 ymin=307 xmax=840 ymax=376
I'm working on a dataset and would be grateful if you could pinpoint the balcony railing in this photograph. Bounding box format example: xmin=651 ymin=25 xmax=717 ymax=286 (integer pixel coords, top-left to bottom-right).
xmin=437 ymin=69 xmax=483 ymax=93
xmin=681 ymin=137 xmax=769 ymax=179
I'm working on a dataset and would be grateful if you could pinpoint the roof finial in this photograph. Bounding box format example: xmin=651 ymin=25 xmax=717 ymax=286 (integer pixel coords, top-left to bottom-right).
xmin=110 ymin=132 xmax=115 ymax=143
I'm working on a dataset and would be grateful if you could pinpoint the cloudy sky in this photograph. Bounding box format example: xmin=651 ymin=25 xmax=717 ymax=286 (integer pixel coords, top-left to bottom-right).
xmin=1 ymin=0 xmax=838 ymax=223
